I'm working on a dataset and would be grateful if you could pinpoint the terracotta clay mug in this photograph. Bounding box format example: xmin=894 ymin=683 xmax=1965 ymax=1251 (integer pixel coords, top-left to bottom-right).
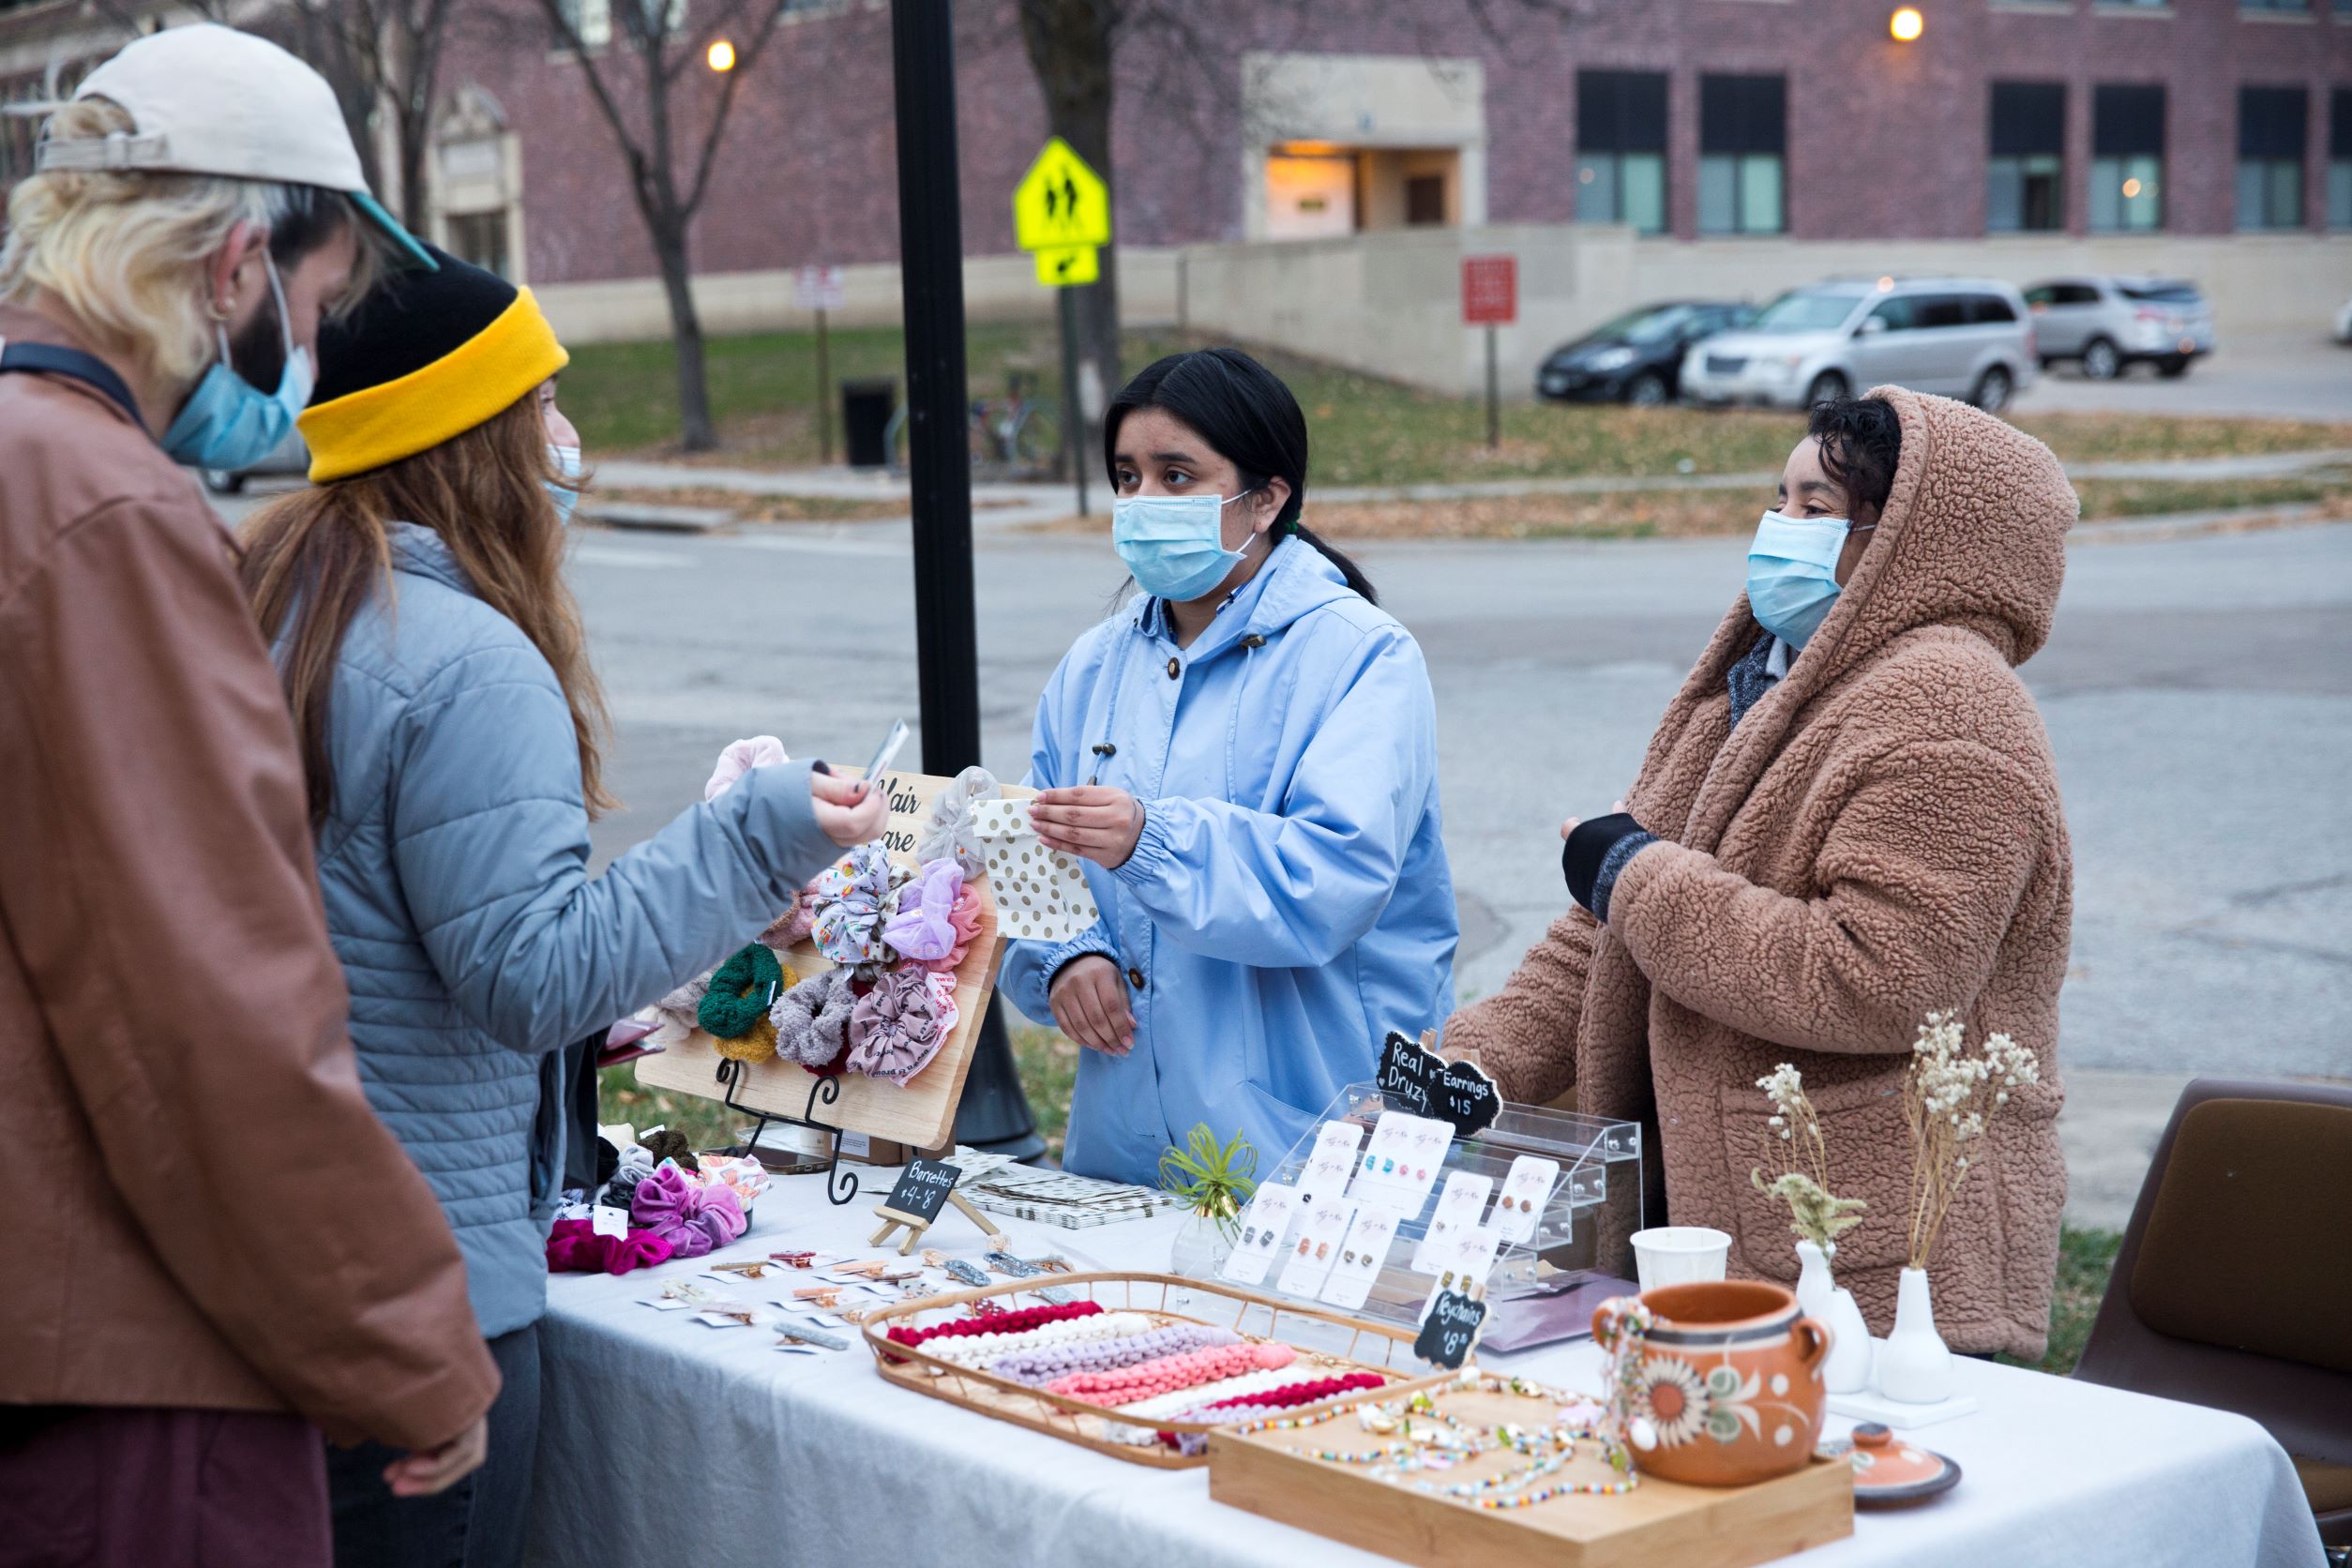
xmin=1592 ymin=1280 xmax=1830 ymax=1487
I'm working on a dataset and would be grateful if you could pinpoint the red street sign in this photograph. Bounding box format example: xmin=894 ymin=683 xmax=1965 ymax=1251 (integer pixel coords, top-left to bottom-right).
xmin=1461 ymin=255 xmax=1516 ymax=325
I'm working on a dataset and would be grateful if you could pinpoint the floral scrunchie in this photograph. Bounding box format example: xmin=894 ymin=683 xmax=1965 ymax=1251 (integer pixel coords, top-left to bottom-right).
xmin=914 ymin=765 xmax=1001 ymax=881
xmin=769 ymin=968 xmax=860 ymax=1070
xmin=882 ymin=859 xmax=964 ymax=963
xmin=846 ymin=967 xmax=961 ymax=1085
xmin=809 ymin=844 xmax=896 ymax=966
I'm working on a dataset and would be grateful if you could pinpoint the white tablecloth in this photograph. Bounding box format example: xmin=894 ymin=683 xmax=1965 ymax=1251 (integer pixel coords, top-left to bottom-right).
xmin=528 ymin=1168 xmax=2323 ymax=1568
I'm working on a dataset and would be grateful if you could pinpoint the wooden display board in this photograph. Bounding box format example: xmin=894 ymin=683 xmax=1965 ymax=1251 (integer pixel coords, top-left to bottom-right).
xmin=634 ymin=770 xmax=1024 ymax=1152
xmin=1207 ymin=1382 xmax=1853 ymax=1568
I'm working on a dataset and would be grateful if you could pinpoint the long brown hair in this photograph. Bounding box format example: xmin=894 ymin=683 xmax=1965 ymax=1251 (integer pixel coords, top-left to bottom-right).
xmin=240 ymin=389 xmax=615 ymax=828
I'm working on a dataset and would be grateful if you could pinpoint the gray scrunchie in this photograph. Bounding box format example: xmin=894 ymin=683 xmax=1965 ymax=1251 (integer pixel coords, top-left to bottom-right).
xmin=915 ymin=765 xmax=1002 ymax=882
xmin=769 ymin=969 xmax=859 ymax=1068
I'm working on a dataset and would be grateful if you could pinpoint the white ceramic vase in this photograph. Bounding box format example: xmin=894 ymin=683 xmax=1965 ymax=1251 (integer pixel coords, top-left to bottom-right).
xmin=1877 ymin=1265 xmax=1955 ymax=1404
xmin=1794 ymin=1241 xmax=1875 ymax=1395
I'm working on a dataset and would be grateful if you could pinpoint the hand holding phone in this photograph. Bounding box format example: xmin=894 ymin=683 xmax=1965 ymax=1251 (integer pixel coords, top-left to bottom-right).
xmin=858 ymin=718 xmax=910 ymax=802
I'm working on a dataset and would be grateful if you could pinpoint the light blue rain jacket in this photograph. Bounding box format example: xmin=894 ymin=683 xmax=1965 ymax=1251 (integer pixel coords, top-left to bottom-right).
xmin=294 ymin=522 xmax=837 ymax=1334
xmin=1000 ymin=537 xmax=1459 ymax=1185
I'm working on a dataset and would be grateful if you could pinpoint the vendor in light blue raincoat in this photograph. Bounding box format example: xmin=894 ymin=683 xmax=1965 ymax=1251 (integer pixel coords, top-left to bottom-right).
xmin=999 ymin=347 xmax=1459 ymax=1185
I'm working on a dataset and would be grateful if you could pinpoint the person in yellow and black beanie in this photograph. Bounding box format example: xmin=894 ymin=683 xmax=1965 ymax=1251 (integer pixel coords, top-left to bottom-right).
xmin=234 ymin=247 xmax=882 ymax=1568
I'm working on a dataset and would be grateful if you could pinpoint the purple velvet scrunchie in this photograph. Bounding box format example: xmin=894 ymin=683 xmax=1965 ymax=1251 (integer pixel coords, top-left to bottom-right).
xmin=810 ymin=844 xmax=894 ymax=965
xmin=628 ymin=1164 xmax=748 ymax=1260
xmin=882 ymin=858 xmax=964 ymax=962
xmin=845 ymin=967 xmax=958 ymax=1085
xmin=769 ymin=968 xmax=859 ymax=1068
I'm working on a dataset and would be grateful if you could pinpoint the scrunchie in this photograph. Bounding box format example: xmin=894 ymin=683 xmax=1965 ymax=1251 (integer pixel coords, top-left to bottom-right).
xmin=760 ymin=890 xmax=816 ymax=951
xmin=768 ymin=968 xmax=859 ymax=1069
xmin=882 ymin=859 xmax=964 ymax=962
xmin=628 ymin=1164 xmax=747 ymax=1260
xmin=546 ymin=1217 xmax=676 ymax=1276
xmin=915 ymin=765 xmax=1001 ymax=881
xmin=638 ymin=1128 xmax=697 ymax=1172
xmin=598 ymin=1144 xmax=655 ymax=1212
xmin=699 ymin=944 xmax=794 ymax=1062
xmin=704 ymin=735 xmax=789 ymax=800
xmin=808 ymin=845 xmax=894 ymax=966
xmin=914 ymin=882 xmax=984 ymax=974
xmin=846 ymin=967 xmax=959 ymax=1084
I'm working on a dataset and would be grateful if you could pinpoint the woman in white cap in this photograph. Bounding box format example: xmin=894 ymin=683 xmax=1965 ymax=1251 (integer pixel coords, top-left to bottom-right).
xmin=0 ymin=24 xmax=499 ymax=1567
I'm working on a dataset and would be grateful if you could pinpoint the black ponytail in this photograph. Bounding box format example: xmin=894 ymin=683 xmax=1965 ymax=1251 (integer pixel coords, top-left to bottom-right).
xmin=1103 ymin=346 xmax=1378 ymax=605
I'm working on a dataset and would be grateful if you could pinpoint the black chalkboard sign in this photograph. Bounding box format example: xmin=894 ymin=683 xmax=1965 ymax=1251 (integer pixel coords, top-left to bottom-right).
xmin=1414 ymin=1289 xmax=1489 ymax=1370
xmin=1378 ymin=1031 xmax=1503 ymax=1137
xmin=882 ymin=1157 xmax=961 ymax=1224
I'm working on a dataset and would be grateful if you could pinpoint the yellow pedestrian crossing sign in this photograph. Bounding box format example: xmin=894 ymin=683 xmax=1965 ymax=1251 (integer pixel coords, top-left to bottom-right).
xmin=1014 ymin=136 xmax=1110 ymax=253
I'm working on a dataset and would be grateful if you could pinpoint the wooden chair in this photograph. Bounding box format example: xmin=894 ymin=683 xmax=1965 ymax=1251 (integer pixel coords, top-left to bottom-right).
xmin=2072 ymin=1077 xmax=2352 ymax=1552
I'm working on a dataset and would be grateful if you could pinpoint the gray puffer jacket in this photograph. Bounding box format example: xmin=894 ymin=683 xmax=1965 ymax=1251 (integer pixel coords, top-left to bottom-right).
xmin=294 ymin=521 xmax=835 ymax=1336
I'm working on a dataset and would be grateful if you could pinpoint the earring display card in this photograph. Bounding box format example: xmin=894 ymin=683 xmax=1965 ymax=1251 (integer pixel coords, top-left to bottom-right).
xmin=1218 ymin=1182 xmax=1300 ymax=1288
xmin=1295 ymin=1121 xmax=1365 ymax=1209
xmin=1346 ymin=1111 xmax=1451 ymax=1211
xmin=1276 ymin=1199 xmax=1356 ymax=1298
xmin=1418 ymin=1225 xmax=1503 ymax=1322
xmin=1317 ymin=1207 xmax=1405 ymax=1312
xmin=1410 ymin=1171 xmax=1496 ymax=1273
xmin=1491 ymin=1154 xmax=1562 ymax=1245
xmin=969 ymin=798 xmax=1099 ymax=943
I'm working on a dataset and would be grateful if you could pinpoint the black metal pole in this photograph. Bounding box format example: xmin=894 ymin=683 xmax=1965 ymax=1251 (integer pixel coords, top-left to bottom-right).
xmin=890 ymin=0 xmax=1042 ymax=1161
xmin=1057 ymin=285 xmax=1087 ymax=517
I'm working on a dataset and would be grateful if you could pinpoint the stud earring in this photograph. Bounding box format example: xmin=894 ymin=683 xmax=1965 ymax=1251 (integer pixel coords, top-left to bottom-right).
xmin=1298 ymin=1238 xmax=1311 ymax=1256
xmin=1316 ymin=1242 xmax=1330 ymax=1260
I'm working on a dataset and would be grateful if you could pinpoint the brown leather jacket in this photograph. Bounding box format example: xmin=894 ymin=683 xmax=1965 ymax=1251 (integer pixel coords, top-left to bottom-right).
xmin=0 ymin=303 xmax=499 ymax=1448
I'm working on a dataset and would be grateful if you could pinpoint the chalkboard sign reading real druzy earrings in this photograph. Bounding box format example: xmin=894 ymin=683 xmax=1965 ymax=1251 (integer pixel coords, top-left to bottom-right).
xmin=1378 ymin=1031 xmax=1502 ymax=1138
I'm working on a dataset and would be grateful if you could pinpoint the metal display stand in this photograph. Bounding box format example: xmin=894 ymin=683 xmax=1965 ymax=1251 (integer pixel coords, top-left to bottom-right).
xmin=1250 ymin=1081 xmax=1644 ymax=1335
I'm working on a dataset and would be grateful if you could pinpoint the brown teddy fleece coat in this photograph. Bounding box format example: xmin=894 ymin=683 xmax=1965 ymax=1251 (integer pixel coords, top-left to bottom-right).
xmin=1447 ymin=385 xmax=2075 ymax=1359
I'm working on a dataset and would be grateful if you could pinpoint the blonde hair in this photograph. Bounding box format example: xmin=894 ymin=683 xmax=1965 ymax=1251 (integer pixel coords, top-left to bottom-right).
xmin=0 ymin=97 xmax=381 ymax=384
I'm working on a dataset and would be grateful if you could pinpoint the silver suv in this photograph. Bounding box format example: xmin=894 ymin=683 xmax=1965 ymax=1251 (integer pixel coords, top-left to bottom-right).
xmin=2023 ymin=277 xmax=2214 ymax=381
xmin=1682 ymin=278 xmax=2038 ymax=412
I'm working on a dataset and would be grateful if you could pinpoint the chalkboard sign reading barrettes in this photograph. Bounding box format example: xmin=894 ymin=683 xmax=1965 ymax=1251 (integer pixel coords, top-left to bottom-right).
xmin=1377 ymin=1030 xmax=1502 ymax=1138
xmin=870 ymin=1157 xmax=1009 ymax=1257
xmin=1413 ymin=1287 xmax=1489 ymax=1371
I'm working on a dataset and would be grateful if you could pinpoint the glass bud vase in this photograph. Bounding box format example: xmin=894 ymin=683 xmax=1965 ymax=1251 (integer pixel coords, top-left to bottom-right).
xmin=1168 ymin=1210 xmax=1234 ymax=1280
xmin=1877 ymin=1266 xmax=1955 ymax=1403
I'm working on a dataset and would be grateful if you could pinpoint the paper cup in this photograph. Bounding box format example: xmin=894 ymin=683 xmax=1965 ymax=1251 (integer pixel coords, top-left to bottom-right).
xmin=1631 ymin=1226 xmax=1732 ymax=1291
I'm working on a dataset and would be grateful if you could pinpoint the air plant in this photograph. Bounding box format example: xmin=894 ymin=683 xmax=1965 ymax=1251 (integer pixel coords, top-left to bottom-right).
xmin=1158 ymin=1123 xmax=1259 ymax=1242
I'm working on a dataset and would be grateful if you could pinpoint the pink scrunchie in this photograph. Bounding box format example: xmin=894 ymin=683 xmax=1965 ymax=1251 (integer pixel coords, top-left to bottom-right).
xmin=627 ymin=1165 xmax=748 ymax=1259
xmin=704 ymin=735 xmax=790 ymax=801
xmin=545 ymin=1217 xmax=676 ymax=1276
xmin=915 ymin=882 xmax=984 ymax=973
xmin=845 ymin=967 xmax=959 ymax=1084
xmin=882 ymin=859 xmax=964 ymax=962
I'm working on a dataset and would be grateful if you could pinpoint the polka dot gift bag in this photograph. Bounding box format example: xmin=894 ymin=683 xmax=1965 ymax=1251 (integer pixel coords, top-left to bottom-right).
xmin=969 ymin=797 xmax=1100 ymax=943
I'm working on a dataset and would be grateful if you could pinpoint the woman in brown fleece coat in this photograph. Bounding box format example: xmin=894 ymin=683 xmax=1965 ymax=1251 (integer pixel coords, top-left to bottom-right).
xmin=1446 ymin=385 xmax=2074 ymax=1359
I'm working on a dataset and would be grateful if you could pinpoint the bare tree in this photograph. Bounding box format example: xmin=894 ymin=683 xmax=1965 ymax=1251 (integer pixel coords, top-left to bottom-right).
xmin=287 ymin=0 xmax=467 ymax=232
xmin=533 ymin=0 xmax=785 ymax=450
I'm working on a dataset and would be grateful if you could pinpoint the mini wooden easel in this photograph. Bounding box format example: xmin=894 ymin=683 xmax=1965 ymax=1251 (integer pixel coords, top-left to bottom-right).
xmin=870 ymin=1189 xmax=1007 ymax=1257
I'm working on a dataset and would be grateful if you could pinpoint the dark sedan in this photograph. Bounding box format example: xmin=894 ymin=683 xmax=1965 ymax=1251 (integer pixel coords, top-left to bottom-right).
xmin=1536 ymin=301 xmax=1755 ymax=406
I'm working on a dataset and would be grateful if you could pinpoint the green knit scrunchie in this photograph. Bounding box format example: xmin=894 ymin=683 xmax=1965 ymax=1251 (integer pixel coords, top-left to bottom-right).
xmin=698 ymin=943 xmax=784 ymax=1039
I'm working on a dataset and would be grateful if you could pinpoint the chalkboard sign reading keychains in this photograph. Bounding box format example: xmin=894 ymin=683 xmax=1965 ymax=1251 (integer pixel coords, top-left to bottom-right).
xmin=1378 ymin=1031 xmax=1503 ymax=1138
xmin=1414 ymin=1288 xmax=1490 ymax=1370
xmin=870 ymin=1157 xmax=1008 ymax=1257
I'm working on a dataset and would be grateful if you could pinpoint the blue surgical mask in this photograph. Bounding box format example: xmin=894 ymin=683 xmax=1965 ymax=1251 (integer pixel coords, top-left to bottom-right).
xmin=547 ymin=444 xmax=582 ymax=525
xmin=1112 ymin=490 xmax=1257 ymax=602
xmin=161 ymin=253 xmax=313 ymax=471
xmin=1745 ymin=509 xmax=1852 ymax=648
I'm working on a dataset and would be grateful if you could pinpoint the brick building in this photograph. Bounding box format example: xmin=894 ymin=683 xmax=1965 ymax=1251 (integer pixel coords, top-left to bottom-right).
xmin=5 ymin=0 xmax=2348 ymax=344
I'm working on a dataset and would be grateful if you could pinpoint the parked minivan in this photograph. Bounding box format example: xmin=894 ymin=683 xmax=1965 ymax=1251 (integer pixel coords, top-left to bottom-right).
xmin=2023 ymin=277 xmax=2215 ymax=380
xmin=1682 ymin=278 xmax=2038 ymax=412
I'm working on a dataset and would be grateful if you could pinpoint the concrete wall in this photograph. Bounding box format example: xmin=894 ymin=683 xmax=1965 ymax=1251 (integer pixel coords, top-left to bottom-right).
xmin=1181 ymin=224 xmax=2352 ymax=396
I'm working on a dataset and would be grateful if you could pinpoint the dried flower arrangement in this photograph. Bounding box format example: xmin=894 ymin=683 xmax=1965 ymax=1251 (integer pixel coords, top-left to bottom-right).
xmin=1750 ymin=1063 xmax=1867 ymax=1252
xmin=1902 ymin=1009 xmax=2040 ymax=1271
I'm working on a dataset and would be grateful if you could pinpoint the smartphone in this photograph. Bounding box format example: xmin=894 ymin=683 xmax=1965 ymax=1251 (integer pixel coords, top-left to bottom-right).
xmin=859 ymin=717 xmax=910 ymax=799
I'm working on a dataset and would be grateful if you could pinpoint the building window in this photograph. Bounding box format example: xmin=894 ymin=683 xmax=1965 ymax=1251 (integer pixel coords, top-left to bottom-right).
xmin=2238 ymin=85 xmax=2307 ymax=229
xmin=1576 ymin=69 xmax=1666 ymax=234
xmin=2239 ymin=0 xmax=2308 ymax=9
xmin=1988 ymin=82 xmax=2065 ymax=232
xmin=1404 ymin=173 xmax=1447 ymax=226
xmin=1698 ymin=74 xmax=1786 ymax=234
xmin=445 ymin=212 xmax=510 ymax=279
xmin=2090 ymin=83 xmax=2164 ymax=231
xmin=2329 ymin=88 xmax=2351 ymax=227
xmin=555 ymin=0 xmax=683 ymax=49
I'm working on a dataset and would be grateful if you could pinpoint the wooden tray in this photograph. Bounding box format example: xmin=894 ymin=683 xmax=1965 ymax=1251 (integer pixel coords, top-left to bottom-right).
xmin=1208 ymin=1380 xmax=1853 ymax=1568
xmin=635 ymin=770 xmax=1010 ymax=1151
xmin=860 ymin=1272 xmax=1448 ymax=1469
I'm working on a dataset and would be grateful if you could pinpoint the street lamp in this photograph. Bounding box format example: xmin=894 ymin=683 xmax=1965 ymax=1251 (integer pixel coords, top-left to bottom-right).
xmin=706 ymin=38 xmax=736 ymax=72
xmin=1890 ymin=6 xmax=1924 ymax=40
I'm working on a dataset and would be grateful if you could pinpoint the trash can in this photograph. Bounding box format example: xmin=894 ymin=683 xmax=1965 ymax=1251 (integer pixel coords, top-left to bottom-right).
xmin=841 ymin=378 xmax=896 ymax=469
